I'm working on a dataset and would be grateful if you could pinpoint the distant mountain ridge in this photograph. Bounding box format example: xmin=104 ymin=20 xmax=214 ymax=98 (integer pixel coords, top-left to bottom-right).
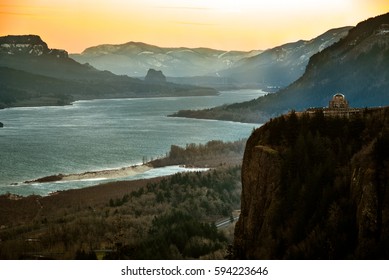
xmin=0 ymin=35 xmax=217 ymax=108
xmin=70 ymin=42 xmax=261 ymax=77
xmin=70 ymin=27 xmax=350 ymax=90
xmin=221 ymin=26 xmax=352 ymax=89
xmin=172 ymin=13 xmax=389 ymax=123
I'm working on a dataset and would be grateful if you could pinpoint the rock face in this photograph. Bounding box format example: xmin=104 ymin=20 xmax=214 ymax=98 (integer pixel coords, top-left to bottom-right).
xmin=144 ymin=69 xmax=167 ymax=83
xmin=234 ymin=108 xmax=389 ymax=259
xmin=0 ymin=35 xmax=68 ymax=58
xmin=234 ymin=144 xmax=282 ymax=259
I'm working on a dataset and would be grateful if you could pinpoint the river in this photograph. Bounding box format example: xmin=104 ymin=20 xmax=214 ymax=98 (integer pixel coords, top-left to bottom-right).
xmin=0 ymin=89 xmax=264 ymax=196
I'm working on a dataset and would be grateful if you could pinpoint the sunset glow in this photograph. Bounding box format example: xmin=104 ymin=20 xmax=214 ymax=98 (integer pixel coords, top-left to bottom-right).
xmin=1 ymin=0 xmax=388 ymax=53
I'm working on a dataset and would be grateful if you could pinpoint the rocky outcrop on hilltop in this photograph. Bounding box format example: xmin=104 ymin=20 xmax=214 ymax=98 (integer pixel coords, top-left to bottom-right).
xmin=0 ymin=35 xmax=68 ymax=58
xmin=145 ymin=69 xmax=167 ymax=83
xmin=234 ymin=108 xmax=389 ymax=259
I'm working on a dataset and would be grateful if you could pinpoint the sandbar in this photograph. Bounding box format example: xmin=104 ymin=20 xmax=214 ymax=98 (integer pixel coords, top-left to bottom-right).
xmin=24 ymin=164 xmax=152 ymax=184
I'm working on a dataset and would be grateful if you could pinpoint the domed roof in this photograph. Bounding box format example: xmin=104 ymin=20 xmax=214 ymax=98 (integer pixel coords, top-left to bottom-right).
xmin=333 ymin=93 xmax=345 ymax=100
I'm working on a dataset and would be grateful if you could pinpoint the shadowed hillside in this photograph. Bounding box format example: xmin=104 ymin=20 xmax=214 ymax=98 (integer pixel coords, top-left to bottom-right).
xmin=234 ymin=107 xmax=389 ymax=259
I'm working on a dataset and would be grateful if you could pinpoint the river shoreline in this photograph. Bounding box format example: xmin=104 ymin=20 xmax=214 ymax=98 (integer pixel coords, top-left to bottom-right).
xmin=23 ymin=164 xmax=153 ymax=184
xmin=0 ymin=90 xmax=260 ymax=195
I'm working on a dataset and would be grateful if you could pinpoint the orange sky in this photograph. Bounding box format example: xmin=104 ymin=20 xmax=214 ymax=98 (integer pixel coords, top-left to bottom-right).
xmin=1 ymin=0 xmax=388 ymax=53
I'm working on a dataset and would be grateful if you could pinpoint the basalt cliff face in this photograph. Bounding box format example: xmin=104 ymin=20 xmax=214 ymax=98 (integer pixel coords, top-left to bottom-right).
xmin=0 ymin=35 xmax=68 ymax=58
xmin=234 ymin=108 xmax=389 ymax=259
xmin=145 ymin=68 xmax=167 ymax=83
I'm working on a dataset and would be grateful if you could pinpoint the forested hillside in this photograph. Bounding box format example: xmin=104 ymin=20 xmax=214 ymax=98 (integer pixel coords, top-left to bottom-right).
xmin=234 ymin=107 xmax=389 ymax=259
xmin=0 ymin=141 xmax=243 ymax=260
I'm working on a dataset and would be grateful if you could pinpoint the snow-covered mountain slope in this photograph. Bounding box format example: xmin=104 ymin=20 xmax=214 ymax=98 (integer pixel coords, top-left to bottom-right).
xmin=220 ymin=26 xmax=352 ymax=89
xmin=70 ymin=42 xmax=261 ymax=77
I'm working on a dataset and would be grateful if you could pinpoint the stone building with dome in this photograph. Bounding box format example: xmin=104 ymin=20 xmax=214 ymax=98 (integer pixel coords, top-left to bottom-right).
xmin=299 ymin=93 xmax=363 ymax=117
xmin=329 ymin=93 xmax=349 ymax=109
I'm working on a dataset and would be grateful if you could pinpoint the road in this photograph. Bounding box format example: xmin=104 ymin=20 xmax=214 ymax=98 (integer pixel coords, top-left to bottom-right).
xmin=215 ymin=214 xmax=240 ymax=229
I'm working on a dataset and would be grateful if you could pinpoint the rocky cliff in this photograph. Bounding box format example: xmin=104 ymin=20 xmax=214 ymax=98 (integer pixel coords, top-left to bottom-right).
xmin=234 ymin=108 xmax=389 ymax=259
xmin=145 ymin=69 xmax=166 ymax=83
xmin=0 ymin=35 xmax=68 ymax=58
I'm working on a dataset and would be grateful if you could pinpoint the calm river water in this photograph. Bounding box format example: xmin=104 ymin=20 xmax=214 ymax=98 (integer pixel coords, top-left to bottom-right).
xmin=0 ymin=90 xmax=264 ymax=195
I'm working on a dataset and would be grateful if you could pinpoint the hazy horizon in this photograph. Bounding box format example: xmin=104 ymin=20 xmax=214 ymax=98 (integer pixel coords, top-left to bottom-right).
xmin=1 ymin=0 xmax=388 ymax=53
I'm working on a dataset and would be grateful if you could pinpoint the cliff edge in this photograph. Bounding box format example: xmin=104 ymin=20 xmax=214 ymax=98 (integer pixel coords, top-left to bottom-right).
xmin=234 ymin=108 xmax=389 ymax=259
